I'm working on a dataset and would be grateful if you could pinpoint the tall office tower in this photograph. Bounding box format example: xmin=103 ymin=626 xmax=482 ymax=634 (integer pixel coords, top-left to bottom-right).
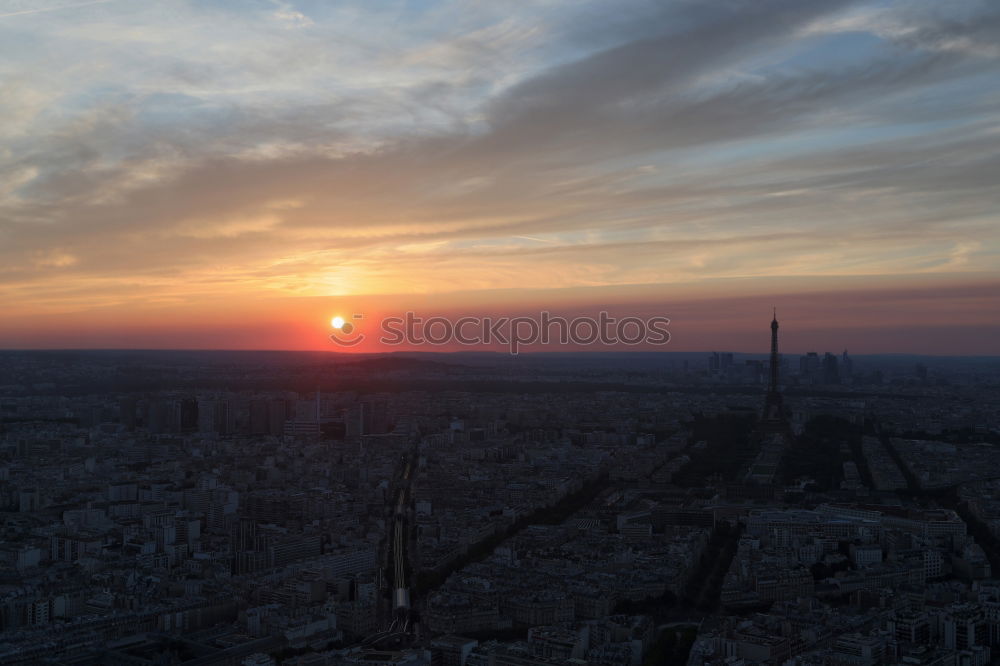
xmin=800 ymin=352 xmax=820 ymax=383
xmin=823 ymin=352 xmax=840 ymax=385
xmin=720 ymin=352 xmax=734 ymax=374
xmin=708 ymin=352 xmax=720 ymax=373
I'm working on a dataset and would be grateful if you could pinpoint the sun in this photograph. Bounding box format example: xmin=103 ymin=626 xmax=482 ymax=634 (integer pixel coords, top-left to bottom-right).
xmin=331 ymin=316 xmax=345 ymax=329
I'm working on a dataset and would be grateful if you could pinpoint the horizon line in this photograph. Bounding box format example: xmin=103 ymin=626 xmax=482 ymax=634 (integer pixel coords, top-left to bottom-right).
xmin=2 ymin=347 xmax=999 ymax=359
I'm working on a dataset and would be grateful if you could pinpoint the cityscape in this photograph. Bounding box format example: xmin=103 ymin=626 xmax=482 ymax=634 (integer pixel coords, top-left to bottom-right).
xmin=3 ymin=0 xmax=1000 ymax=664
xmin=3 ymin=314 xmax=1000 ymax=664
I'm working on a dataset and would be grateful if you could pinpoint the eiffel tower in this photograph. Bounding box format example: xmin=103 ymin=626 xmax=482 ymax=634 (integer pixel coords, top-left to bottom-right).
xmin=762 ymin=309 xmax=788 ymax=431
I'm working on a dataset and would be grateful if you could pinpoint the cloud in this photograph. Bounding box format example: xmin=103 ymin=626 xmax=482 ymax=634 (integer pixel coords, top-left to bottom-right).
xmin=0 ymin=0 xmax=998 ymax=349
xmin=805 ymin=0 xmax=1000 ymax=59
xmin=0 ymin=0 xmax=115 ymax=20
xmin=270 ymin=0 xmax=313 ymax=29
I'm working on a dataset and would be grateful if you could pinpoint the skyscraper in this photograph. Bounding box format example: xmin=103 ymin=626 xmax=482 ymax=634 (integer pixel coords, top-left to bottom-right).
xmin=823 ymin=352 xmax=840 ymax=385
xmin=800 ymin=352 xmax=820 ymax=383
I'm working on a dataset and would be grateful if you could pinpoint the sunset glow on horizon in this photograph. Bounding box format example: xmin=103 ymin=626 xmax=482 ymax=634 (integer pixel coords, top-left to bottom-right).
xmin=1 ymin=0 xmax=999 ymax=354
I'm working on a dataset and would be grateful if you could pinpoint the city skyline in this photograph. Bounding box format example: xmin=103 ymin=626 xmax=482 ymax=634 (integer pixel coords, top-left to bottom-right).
xmin=5 ymin=3 xmax=1000 ymax=659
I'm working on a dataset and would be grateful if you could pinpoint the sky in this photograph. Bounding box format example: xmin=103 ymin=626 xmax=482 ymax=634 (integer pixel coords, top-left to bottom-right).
xmin=1 ymin=0 xmax=998 ymax=354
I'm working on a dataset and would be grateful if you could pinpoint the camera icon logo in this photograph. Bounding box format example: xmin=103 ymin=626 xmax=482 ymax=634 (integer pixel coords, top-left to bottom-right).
xmin=329 ymin=313 xmax=365 ymax=347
